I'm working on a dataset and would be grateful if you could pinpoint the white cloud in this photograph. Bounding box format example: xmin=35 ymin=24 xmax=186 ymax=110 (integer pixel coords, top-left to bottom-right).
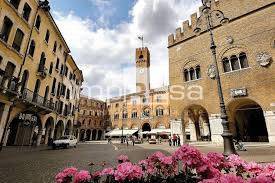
xmin=54 ymin=0 xmax=200 ymax=99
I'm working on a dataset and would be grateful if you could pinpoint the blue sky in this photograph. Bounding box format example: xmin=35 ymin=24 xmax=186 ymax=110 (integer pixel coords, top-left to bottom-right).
xmin=51 ymin=0 xmax=200 ymax=98
xmin=51 ymin=0 xmax=134 ymax=28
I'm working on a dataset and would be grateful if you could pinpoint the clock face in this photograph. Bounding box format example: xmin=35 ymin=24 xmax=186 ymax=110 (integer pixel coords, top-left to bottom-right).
xmin=139 ymin=69 xmax=144 ymax=74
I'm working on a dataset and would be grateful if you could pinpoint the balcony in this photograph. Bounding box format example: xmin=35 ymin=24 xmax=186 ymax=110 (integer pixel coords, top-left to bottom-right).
xmin=20 ymin=88 xmax=54 ymax=114
xmin=37 ymin=65 xmax=47 ymax=79
xmin=0 ymin=70 xmax=18 ymax=97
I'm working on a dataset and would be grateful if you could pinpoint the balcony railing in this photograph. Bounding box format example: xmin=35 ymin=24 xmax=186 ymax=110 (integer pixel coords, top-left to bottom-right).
xmin=21 ymin=88 xmax=55 ymax=111
xmin=37 ymin=65 xmax=47 ymax=79
xmin=0 ymin=71 xmax=18 ymax=95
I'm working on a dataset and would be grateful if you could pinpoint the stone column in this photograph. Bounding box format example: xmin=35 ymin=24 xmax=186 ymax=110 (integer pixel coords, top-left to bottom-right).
xmin=76 ymin=129 xmax=80 ymax=142
xmin=209 ymin=114 xmax=223 ymax=144
xmin=189 ymin=119 xmax=197 ymax=141
xmin=0 ymin=104 xmax=11 ymax=143
xmin=102 ymin=131 xmax=105 ymax=140
xmin=44 ymin=128 xmax=50 ymax=145
xmin=90 ymin=130 xmax=93 ymax=141
xmin=95 ymin=130 xmax=98 ymax=140
xmin=264 ymin=111 xmax=275 ymax=144
xmin=36 ymin=129 xmax=43 ymax=146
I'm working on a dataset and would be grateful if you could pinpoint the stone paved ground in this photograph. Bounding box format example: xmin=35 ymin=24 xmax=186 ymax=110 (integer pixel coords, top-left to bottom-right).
xmin=0 ymin=142 xmax=274 ymax=183
xmin=0 ymin=144 xmax=167 ymax=183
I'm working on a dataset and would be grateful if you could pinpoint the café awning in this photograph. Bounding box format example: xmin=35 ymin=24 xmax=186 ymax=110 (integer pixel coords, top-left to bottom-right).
xmin=105 ymin=129 xmax=138 ymax=137
xmin=140 ymin=129 xmax=171 ymax=135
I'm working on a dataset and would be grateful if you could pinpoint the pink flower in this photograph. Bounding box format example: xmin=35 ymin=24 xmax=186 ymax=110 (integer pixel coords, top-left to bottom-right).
xmin=55 ymin=167 xmax=78 ymax=183
xmin=74 ymin=170 xmax=91 ymax=183
xmin=245 ymin=162 xmax=263 ymax=175
xmin=117 ymin=155 xmax=129 ymax=163
xmin=160 ymin=156 xmax=173 ymax=165
xmin=114 ymin=162 xmax=143 ymax=182
xmin=200 ymin=174 xmax=245 ymax=183
xmin=249 ymin=174 xmax=273 ymax=183
xmin=227 ymin=154 xmax=247 ymax=168
xmin=101 ymin=167 xmax=114 ymax=176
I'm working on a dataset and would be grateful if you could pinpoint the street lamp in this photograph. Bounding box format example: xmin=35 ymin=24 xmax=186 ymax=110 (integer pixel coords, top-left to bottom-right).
xmin=194 ymin=0 xmax=236 ymax=155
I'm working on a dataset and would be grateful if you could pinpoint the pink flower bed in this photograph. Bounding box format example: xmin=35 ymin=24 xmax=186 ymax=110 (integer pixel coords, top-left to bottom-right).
xmin=55 ymin=145 xmax=275 ymax=183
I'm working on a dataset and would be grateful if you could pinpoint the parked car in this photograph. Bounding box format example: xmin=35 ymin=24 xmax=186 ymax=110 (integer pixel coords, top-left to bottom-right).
xmin=52 ymin=135 xmax=77 ymax=149
xmin=148 ymin=138 xmax=157 ymax=144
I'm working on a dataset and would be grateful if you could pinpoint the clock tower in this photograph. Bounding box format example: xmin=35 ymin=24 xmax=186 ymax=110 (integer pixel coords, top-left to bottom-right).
xmin=136 ymin=47 xmax=150 ymax=93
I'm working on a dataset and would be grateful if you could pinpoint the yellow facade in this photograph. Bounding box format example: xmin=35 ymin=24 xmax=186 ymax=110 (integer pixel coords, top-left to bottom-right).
xmin=168 ymin=0 xmax=275 ymax=143
xmin=0 ymin=0 xmax=83 ymax=146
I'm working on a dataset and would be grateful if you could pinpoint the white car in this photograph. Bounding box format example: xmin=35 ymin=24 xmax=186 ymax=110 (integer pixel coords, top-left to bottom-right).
xmin=52 ymin=135 xmax=77 ymax=149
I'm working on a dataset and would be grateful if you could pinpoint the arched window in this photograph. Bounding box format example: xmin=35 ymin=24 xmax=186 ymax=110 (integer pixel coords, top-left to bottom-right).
xmin=239 ymin=52 xmax=249 ymax=69
xmin=53 ymin=41 xmax=57 ymax=53
xmin=51 ymin=78 xmax=56 ymax=95
xmin=114 ymin=113 xmax=119 ymax=120
xmin=122 ymin=112 xmax=128 ymax=119
xmin=189 ymin=67 xmax=195 ymax=80
xmin=55 ymin=58 xmax=60 ymax=70
xmin=222 ymin=57 xmax=231 ymax=73
xmin=230 ymin=55 xmax=240 ymax=71
xmin=22 ymin=3 xmax=32 ymax=21
xmin=195 ymin=65 xmax=201 ymax=79
xmin=1 ymin=16 xmax=13 ymax=43
xmin=88 ymin=119 xmax=91 ymax=125
xmin=156 ymin=108 xmax=164 ymax=116
xmin=45 ymin=30 xmax=50 ymax=43
xmin=44 ymin=86 xmax=49 ymax=104
xmin=184 ymin=69 xmax=189 ymax=82
xmin=35 ymin=15 xmax=41 ymax=30
xmin=12 ymin=29 xmax=24 ymax=52
xmin=143 ymin=108 xmax=150 ymax=117
xmin=28 ymin=40 xmax=35 ymax=57
xmin=49 ymin=62 xmax=53 ymax=74
xmin=20 ymin=70 xmax=29 ymax=93
xmin=38 ymin=52 xmax=46 ymax=72
xmin=33 ymin=79 xmax=41 ymax=102
xmin=9 ymin=0 xmax=21 ymax=9
xmin=82 ymin=119 xmax=85 ymax=125
xmin=131 ymin=111 xmax=137 ymax=118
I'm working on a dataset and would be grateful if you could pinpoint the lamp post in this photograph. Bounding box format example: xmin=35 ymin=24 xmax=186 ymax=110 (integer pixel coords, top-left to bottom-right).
xmin=194 ymin=0 xmax=236 ymax=155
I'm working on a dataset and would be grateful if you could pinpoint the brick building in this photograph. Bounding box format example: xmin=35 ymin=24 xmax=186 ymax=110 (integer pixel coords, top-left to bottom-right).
xmin=168 ymin=0 xmax=274 ymax=143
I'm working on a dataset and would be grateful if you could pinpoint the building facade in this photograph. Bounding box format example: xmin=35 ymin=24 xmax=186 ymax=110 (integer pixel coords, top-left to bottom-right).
xmin=107 ymin=47 xmax=170 ymax=138
xmin=76 ymin=96 xmax=109 ymax=141
xmin=168 ymin=0 xmax=274 ymax=143
xmin=0 ymin=0 xmax=83 ymax=147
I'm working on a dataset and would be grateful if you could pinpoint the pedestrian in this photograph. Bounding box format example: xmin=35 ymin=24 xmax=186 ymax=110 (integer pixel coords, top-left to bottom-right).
xmin=172 ymin=134 xmax=176 ymax=146
xmin=168 ymin=136 xmax=172 ymax=146
xmin=32 ymin=132 xmax=37 ymax=146
xmin=132 ymin=136 xmax=135 ymax=146
xmin=108 ymin=137 xmax=112 ymax=144
xmin=126 ymin=137 xmax=129 ymax=146
xmin=177 ymin=134 xmax=181 ymax=146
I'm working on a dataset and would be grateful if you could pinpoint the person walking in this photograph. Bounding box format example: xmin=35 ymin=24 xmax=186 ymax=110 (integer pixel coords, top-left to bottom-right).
xmin=172 ymin=134 xmax=176 ymax=146
xmin=168 ymin=135 xmax=172 ymax=146
xmin=132 ymin=136 xmax=135 ymax=146
xmin=126 ymin=137 xmax=129 ymax=146
xmin=177 ymin=134 xmax=181 ymax=146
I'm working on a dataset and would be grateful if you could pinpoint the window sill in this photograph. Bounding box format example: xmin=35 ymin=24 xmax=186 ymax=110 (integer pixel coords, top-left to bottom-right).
xmin=44 ymin=40 xmax=49 ymax=46
xmin=184 ymin=78 xmax=202 ymax=83
xmin=4 ymin=0 xmax=32 ymax=28
xmin=0 ymin=39 xmax=24 ymax=58
xmin=222 ymin=67 xmax=251 ymax=75
xmin=27 ymin=54 xmax=34 ymax=60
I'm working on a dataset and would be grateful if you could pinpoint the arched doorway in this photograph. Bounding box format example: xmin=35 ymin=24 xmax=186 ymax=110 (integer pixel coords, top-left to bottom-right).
xmin=44 ymin=117 xmax=54 ymax=145
xmin=228 ymin=99 xmax=269 ymax=142
xmin=54 ymin=120 xmax=64 ymax=140
xmin=86 ymin=129 xmax=91 ymax=141
xmin=142 ymin=123 xmax=151 ymax=138
xmin=183 ymin=105 xmax=211 ymax=142
xmin=65 ymin=120 xmax=72 ymax=135
xmin=92 ymin=129 xmax=97 ymax=140
xmin=97 ymin=130 xmax=102 ymax=140
xmin=7 ymin=112 xmax=42 ymax=146
xmin=80 ymin=129 xmax=85 ymax=141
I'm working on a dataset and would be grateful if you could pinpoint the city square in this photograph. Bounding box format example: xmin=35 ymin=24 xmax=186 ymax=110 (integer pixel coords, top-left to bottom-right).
xmin=0 ymin=0 xmax=274 ymax=182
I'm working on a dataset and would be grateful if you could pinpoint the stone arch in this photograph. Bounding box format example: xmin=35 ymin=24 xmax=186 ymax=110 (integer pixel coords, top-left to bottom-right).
xmin=6 ymin=111 xmax=42 ymax=146
xmin=227 ymin=98 xmax=269 ymax=142
xmin=182 ymin=105 xmax=211 ymax=142
xmin=92 ymin=129 xmax=97 ymax=140
xmin=97 ymin=130 xmax=103 ymax=140
xmin=86 ymin=129 xmax=92 ymax=141
xmin=54 ymin=120 xmax=64 ymax=140
xmin=218 ymin=44 xmax=249 ymax=63
xmin=44 ymin=116 xmax=54 ymax=145
xmin=65 ymin=120 xmax=73 ymax=135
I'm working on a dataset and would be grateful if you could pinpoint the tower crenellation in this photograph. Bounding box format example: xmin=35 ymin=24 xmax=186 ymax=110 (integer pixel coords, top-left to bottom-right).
xmin=168 ymin=0 xmax=273 ymax=47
